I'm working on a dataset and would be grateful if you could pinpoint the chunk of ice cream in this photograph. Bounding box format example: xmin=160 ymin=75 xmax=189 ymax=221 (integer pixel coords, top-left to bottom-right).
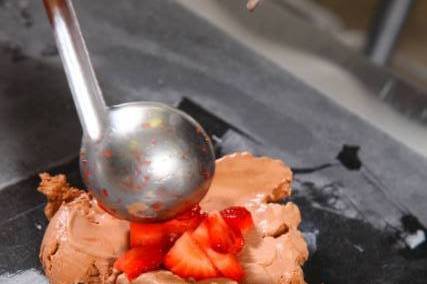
xmin=40 ymin=193 xmax=129 ymax=283
xmin=200 ymin=152 xmax=293 ymax=211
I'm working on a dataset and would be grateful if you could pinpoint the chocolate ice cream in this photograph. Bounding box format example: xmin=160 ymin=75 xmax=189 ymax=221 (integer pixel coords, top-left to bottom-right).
xmin=200 ymin=153 xmax=307 ymax=283
xmin=40 ymin=191 xmax=129 ymax=283
xmin=38 ymin=173 xmax=84 ymax=220
xmin=39 ymin=153 xmax=308 ymax=283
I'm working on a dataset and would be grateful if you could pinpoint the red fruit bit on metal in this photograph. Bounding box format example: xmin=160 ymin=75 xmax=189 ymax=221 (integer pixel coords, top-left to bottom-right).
xmin=101 ymin=188 xmax=109 ymax=197
xmin=101 ymin=149 xmax=113 ymax=158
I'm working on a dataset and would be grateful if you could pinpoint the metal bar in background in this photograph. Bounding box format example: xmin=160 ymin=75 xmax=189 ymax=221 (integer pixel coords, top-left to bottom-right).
xmin=366 ymin=0 xmax=415 ymax=65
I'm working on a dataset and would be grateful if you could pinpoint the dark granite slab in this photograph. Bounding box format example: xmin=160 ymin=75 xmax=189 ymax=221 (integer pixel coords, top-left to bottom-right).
xmin=0 ymin=0 xmax=426 ymax=283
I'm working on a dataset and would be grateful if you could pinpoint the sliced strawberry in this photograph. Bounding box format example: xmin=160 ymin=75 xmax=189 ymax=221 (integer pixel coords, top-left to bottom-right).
xmin=220 ymin=206 xmax=254 ymax=233
xmin=164 ymin=232 xmax=218 ymax=280
xmin=114 ymin=246 xmax=164 ymax=280
xmin=204 ymin=248 xmax=244 ymax=281
xmin=191 ymin=221 xmax=210 ymax=248
xmin=130 ymin=222 xmax=166 ymax=248
xmin=130 ymin=205 xmax=206 ymax=249
xmin=206 ymin=212 xmax=244 ymax=254
xmin=192 ymin=220 xmax=244 ymax=281
xmin=164 ymin=205 xmax=206 ymax=237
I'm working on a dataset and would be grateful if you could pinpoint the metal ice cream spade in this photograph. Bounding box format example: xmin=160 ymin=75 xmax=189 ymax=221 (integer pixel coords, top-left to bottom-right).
xmin=43 ymin=0 xmax=215 ymax=222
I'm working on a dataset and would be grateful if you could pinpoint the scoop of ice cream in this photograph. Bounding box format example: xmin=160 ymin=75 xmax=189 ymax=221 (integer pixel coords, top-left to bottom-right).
xmin=40 ymin=193 xmax=129 ymax=283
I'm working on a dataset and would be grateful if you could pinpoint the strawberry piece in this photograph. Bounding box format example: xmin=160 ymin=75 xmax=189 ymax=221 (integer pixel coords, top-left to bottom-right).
xmin=192 ymin=219 xmax=244 ymax=281
xmin=206 ymin=212 xmax=244 ymax=254
xmin=192 ymin=221 xmax=210 ymax=248
xmin=130 ymin=205 xmax=206 ymax=249
xmin=114 ymin=246 xmax=164 ymax=280
xmin=130 ymin=223 xmax=166 ymax=248
xmin=204 ymin=248 xmax=244 ymax=281
xmin=220 ymin=206 xmax=254 ymax=233
xmin=164 ymin=232 xmax=218 ymax=280
xmin=164 ymin=205 xmax=206 ymax=237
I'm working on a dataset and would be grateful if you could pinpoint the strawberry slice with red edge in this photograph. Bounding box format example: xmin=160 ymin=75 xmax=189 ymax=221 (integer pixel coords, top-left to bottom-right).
xmin=130 ymin=223 xmax=166 ymax=248
xmin=114 ymin=246 xmax=165 ymax=280
xmin=124 ymin=206 xmax=252 ymax=281
xmin=164 ymin=205 xmax=206 ymax=237
xmin=130 ymin=205 xmax=206 ymax=249
xmin=204 ymin=248 xmax=244 ymax=281
xmin=192 ymin=217 xmax=244 ymax=281
xmin=220 ymin=206 xmax=254 ymax=233
xmin=206 ymin=212 xmax=244 ymax=254
xmin=191 ymin=221 xmax=210 ymax=248
xmin=163 ymin=232 xmax=218 ymax=280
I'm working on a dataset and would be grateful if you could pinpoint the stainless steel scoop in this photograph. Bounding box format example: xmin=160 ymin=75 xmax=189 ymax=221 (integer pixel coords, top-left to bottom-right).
xmin=43 ymin=0 xmax=215 ymax=222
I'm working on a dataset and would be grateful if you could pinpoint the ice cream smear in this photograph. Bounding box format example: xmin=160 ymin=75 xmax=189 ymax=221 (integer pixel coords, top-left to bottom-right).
xmin=39 ymin=152 xmax=308 ymax=283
